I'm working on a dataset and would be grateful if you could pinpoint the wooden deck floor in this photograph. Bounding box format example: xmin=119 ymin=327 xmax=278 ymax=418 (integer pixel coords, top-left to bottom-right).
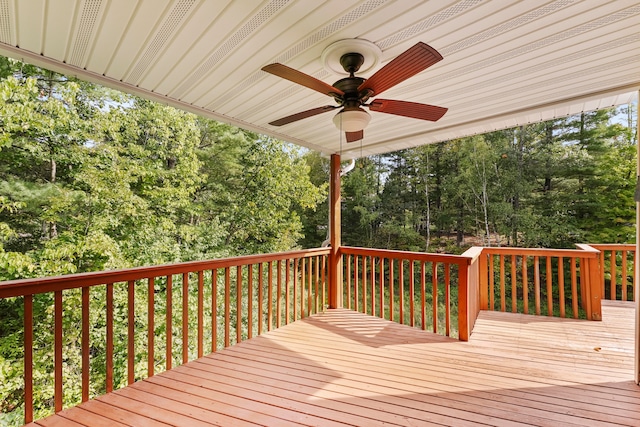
xmin=31 ymin=300 xmax=639 ymax=426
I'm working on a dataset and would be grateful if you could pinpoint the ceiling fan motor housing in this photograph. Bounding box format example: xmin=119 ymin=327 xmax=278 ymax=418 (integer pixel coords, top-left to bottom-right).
xmin=332 ymin=76 xmax=366 ymax=106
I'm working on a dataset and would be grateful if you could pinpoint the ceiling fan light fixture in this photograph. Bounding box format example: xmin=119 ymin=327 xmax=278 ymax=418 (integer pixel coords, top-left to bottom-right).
xmin=333 ymin=108 xmax=371 ymax=132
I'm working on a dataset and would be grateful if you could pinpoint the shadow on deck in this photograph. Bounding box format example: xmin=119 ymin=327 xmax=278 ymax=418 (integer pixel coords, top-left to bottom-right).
xmin=30 ymin=300 xmax=639 ymax=426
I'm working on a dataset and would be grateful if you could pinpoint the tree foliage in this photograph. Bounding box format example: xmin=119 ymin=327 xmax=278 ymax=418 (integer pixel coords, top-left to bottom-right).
xmin=0 ymin=58 xmax=325 ymax=423
xmin=303 ymin=104 xmax=637 ymax=252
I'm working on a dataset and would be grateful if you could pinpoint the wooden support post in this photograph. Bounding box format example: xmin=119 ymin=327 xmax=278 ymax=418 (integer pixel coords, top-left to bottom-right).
xmin=587 ymin=257 xmax=602 ymax=321
xmin=575 ymin=245 xmax=602 ymax=321
xmin=635 ymin=89 xmax=640 ymax=385
xmin=328 ymin=153 xmax=342 ymax=309
xmin=459 ymin=247 xmax=483 ymax=341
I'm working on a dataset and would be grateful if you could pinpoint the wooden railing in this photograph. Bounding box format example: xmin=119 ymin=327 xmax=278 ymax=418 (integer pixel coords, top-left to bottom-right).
xmin=2 ymin=242 xmax=635 ymax=425
xmin=339 ymin=246 xmax=479 ymax=341
xmin=0 ymin=248 xmax=329 ymax=424
xmin=588 ymin=244 xmax=636 ymax=301
xmin=478 ymin=245 xmax=602 ymax=320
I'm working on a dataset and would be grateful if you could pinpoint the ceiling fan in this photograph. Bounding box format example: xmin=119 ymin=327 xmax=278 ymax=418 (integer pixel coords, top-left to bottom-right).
xmin=262 ymin=42 xmax=447 ymax=143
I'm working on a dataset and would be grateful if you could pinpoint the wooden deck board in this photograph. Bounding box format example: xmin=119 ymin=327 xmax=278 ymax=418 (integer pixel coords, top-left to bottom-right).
xmin=32 ymin=300 xmax=639 ymax=426
xmin=217 ymin=338 xmax=638 ymax=424
xmin=76 ymin=399 xmax=174 ymax=427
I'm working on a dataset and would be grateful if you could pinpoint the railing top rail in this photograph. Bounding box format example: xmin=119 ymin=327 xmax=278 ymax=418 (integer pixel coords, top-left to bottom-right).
xmin=461 ymin=246 xmax=483 ymax=263
xmin=340 ymin=246 xmax=472 ymax=265
xmin=0 ymin=247 xmax=330 ymax=299
xmin=481 ymin=246 xmax=599 ymax=258
xmin=585 ymin=243 xmax=636 ymax=251
xmin=574 ymin=243 xmax=600 ymax=254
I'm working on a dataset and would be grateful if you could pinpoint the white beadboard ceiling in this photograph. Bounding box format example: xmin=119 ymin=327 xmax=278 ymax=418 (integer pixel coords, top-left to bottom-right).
xmin=0 ymin=0 xmax=638 ymax=159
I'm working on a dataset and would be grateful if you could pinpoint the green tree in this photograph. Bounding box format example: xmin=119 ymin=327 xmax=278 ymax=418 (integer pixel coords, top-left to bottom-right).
xmin=0 ymin=58 xmax=328 ymax=425
xmin=298 ymin=151 xmax=329 ymax=248
xmin=193 ymin=120 xmax=325 ymax=255
xmin=342 ymin=157 xmax=383 ymax=247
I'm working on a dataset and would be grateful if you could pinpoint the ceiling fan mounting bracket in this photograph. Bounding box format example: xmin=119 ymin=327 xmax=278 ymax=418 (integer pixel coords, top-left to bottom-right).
xmin=339 ymin=52 xmax=365 ymax=75
xmin=321 ymin=39 xmax=382 ymax=76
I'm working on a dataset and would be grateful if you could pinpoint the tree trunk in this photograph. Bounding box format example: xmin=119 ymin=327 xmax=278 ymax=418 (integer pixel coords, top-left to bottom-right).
xmin=481 ymin=178 xmax=490 ymax=246
xmin=49 ymin=157 xmax=58 ymax=239
xmin=543 ymin=123 xmax=553 ymax=193
xmin=456 ymin=201 xmax=464 ymax=246
xmin=425 ymin=183 xmax=430 ymax=251
xmin=435 ymin=148 xmax=442 ymax=239
xmin=512 ymin=127 xmax=525 ymax=246
xmin=424 ymin=151 xmax=431 ymax=252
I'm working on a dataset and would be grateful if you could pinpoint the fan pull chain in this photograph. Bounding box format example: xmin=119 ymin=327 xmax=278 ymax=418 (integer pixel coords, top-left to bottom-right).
xmin=339 ymin=112 xmax=343 ymax=156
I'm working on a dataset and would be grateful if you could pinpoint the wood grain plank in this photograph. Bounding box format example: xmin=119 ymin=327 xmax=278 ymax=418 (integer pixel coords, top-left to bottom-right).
xmin=36 ymin=416 xmax=85 ymax=427
xmin=242 ymin=330 xmax=629 ymax=392
xmin=194 ymin=348 xmax=588 ymax=426
xmin=57 ymin=407 xmax=130 ymax=427
xmin=26 ymin=301 xmax=640 ymax=427
xmin=151 ymin=371 xmax=404 ymax=427
xmin=128 ymin=380 xmax=294 ymax=427
xmin=169 ymin=364 xmax=513 ymax=427
xmin=79 ymin=399 xmax=174 ymax=427
xmin=106 ymin=387 xmax=252 ymax=427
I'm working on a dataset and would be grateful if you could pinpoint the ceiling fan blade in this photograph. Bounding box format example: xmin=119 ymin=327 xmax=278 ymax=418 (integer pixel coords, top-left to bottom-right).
xmin=262 ymin=63 xmax=344 ymax=97
xmin=369 ymin=99 xmax=447 ymax=121
xmin=268 ymin=105 xmax=337 ymax=126
xmin=346 ymin=130 xmax=364 ymax=143
xmin=358 ymin=42 xmax=443 ymax=97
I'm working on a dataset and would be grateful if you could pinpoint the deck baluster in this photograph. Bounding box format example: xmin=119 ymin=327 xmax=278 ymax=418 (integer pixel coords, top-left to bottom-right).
xmin=167 ymin=275 xmax=173 ymax=365
xmin=24 ymin=294 xmax=33 ymax=423
xmin=212 ymin=269 xmax=218 ymax=352
xmin=445 ymin=263 xmax=451 ymax=336
xmin=82 ymin=286 xmax=90 ymax=401
xmin=409 ymin=260 xmax=415 ymax=327
xmin=127 ymin=280 xmax=135 ymax=384
xmin=558 ymin=258 xmax=565 ymax=318
xmin=510 ymin=255 xmax=517 ymax=313
xmin=106 ymin=283 xmax=114 ymax=393
xmin=182 ymin=273 xmax=189 ymax=361
xmin=198 ymin=271 xmax=204 ymax=357
xmin=432 ymin=262 xmax=438 ymax=334
xmin=54 ymin=290 xmax=62 ymax=412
